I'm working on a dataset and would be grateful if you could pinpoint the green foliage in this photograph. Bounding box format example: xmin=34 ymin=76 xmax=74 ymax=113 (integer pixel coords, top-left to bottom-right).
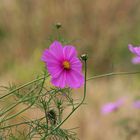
xmin=0 ymin=70 xmax=85 ymax=139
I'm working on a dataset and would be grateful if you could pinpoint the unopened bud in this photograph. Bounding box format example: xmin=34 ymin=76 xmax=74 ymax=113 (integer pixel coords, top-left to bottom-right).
xmin=55 ymin=22 xmax=62 ymax=29
xmin=80 ymin=54 xmax=88 ymax=61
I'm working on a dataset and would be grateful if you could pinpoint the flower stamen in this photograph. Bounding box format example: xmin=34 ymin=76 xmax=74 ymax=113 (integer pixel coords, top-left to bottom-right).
xmin=63 ymin=61 xmax=70 ymax=70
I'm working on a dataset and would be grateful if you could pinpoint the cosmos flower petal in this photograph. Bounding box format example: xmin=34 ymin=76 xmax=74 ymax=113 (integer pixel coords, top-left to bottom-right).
xmin=63 ymin=46 xmax=77 ymax=60
xmin=66 ymin=70 xmax=84 ymax=88
xmin=49 ymin=41 xmax=63 ymax=59
xmin=128 ymin=44 xmax=136 ymax=54
xmin=128 ymin=44 xmax=140 ymax=56
xmin=41 ymin=49 xmax=59 ymax=63
xmin=47 ymin=65 xmax=63 ymax=78
xmin=70 ymin=57 xmax=82 ymax=70
xmin=132 ymin=56 xmax=140 ymax=64
xmin=51 ymin=71 xmax=66 ymax=88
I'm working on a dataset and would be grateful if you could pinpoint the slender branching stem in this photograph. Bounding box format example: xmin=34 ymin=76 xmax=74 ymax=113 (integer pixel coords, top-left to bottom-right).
xmin=87 ymin=71 xmax=140 ymax=81
xmin=0 ymin=117 xmax=45 ymax=130
xmin=0 ymin=103 xmax=34 ymax=124
xmin=0 ymin=74 xmax=46 ymax=124
xmin=0 ymin=74 xmax=49 ymax=100
xmin=0 ymin=83 xmax=41 ymax=116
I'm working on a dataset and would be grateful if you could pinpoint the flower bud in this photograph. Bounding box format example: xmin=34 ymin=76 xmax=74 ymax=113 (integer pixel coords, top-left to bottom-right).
xmin=55 ymin=22 xmax=62 ymax=29
xmin=80 ymin=54 xmax=88 ymax=61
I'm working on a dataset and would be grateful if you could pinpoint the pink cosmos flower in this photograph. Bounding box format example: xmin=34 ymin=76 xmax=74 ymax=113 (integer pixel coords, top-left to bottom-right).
xmin=41 ymin=41 xmax=84 ymax=88
xmin=128 ymin=44 xmax=140 ymax=64
xmin=101 ymin=99 xmax=124 ymax=115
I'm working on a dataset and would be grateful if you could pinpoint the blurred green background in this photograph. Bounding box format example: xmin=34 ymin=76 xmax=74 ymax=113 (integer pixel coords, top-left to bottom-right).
xmin=0 ymin=0 xmax=140 ymax=139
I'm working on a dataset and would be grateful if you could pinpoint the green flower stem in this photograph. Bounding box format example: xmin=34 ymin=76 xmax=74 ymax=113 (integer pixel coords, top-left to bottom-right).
xmin=0 ymin=74 xmax=49 ymax=100
xmin=0 ymin=116 xmax=45 ymax=130
xmin=1 ymin=77 xmax=46 ymax=124
xmin=0 ymin=99 xmax=25 ymax=117
xmin=0 ymin=103 xmax=34 ymax=124
xmin=87 ymin=71 xmax=140 ymax=81
xmin=1 ymin=75 xmax=46 ymax=118
xmin=1 ymin=94 xmax=38 ymax=117
xmin=0 ymin=84 xmax=41 ymax=117
xmin=44 ymin=59 xmax=87 ymax=138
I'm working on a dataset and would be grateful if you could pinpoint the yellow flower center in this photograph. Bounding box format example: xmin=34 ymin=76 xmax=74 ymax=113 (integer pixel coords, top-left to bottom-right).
xmin=63 ymin=61 xmax=70 ymax=70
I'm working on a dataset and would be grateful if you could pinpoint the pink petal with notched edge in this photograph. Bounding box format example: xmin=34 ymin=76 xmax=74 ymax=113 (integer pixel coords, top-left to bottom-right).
xmin=70 ymin=57 xmax=82 ymax=72
xmin=49 ymin=41 xmax=64 ymax=59
xmin=41 ymin=49 xmax=59 ymax=63
xmin=63 ymin=46 xmax=77 ymax=60
xmin=47 ymin=65 xmax=63 ymax=78
xmin=51 ymin=70 xmax=66 ymax=88
xmin=66 ymin=70 xmax=84 ymax=88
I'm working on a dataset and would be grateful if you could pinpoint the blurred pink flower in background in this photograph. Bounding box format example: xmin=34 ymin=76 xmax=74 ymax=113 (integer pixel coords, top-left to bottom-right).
xmin=128 ymin=44 xmax=140 ymax=64
xmin=41 ymin=41 xmax=84 ymax=88
xmin=101 ymin=98 xmax=124 ymax=115
xmin=133 ymin=100 xmax=140 ymax=109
